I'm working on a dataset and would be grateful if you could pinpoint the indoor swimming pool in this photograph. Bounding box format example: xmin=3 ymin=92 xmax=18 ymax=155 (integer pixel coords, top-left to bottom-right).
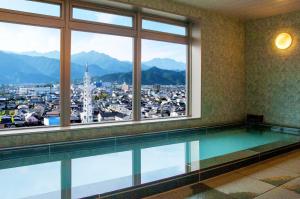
xmin=0 ymin=126 xmax=299 ymax=199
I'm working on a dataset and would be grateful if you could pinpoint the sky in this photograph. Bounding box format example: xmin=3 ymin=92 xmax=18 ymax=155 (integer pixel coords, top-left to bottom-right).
xmin=0 ymin=1 xmax=187 ymax=63
xmin=0 ymin=0 xmax=60 ymax=17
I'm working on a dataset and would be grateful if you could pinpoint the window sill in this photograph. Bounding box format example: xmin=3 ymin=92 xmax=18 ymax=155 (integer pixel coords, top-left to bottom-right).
xmin=0 ymin=116 xmax=201 ymax=137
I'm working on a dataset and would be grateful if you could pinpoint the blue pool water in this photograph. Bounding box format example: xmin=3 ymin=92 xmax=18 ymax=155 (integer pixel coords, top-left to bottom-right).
xmin=0 ymin=126 xmax=298 ymax=199
xmin=198 ymin=128 xmax=296 ymax=159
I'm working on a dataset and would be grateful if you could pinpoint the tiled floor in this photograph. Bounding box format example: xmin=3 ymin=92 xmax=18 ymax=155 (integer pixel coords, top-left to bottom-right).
xmin=145 ymin=149 xmax=300 ymax=199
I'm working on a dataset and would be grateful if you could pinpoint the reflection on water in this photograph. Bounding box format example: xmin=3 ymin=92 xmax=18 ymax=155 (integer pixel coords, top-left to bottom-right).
xmin=72 ymin=151 xmax=132 ymax=198
xmin=0 ymin=127 xmax=298 ymax=199
xmin=141 ymin=143 xmax=186 ymax=183
xmin=0 ymin=162 xmax=61 ymax=199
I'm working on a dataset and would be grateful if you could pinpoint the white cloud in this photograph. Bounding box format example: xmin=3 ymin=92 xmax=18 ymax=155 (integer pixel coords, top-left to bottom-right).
xmin=142 ymin=39 xmax=187 ymax=63
xmin=0 ymin=22 xmax=186 ymax=63
xmin=96 ymin=13 xmax=116 ymax=24
xmin=0 ymin=22 xmax=60 ymax=53
xmin=71 ymin=31 xmax=133 ymax=61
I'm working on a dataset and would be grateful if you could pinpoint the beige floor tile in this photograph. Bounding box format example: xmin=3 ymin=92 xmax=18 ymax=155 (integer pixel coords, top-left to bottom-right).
xmin=145 ymin=186 xmax=193 ymax=199
xmin=145 ymin=183 xmax=234 ymax=199
xmin=145 ymin=150 xmax=300 ymax=199
xmin=262 ymin=150 xmax=300 ymax=166
xmin=254 ymin=187 xmax=300 ymax=199
xmin=271 ymin=159 xmax=300 ymax=175
xmin=282 ymin=177 xmax=300 ymax=194
xmin=204 ymin=172 xmax=275 ymax=199
xmin=237 ymin=163 xmax=299 ymax=186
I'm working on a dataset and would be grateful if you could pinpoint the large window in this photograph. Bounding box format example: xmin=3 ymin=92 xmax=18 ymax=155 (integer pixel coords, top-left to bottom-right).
xmin=0 ymin=0 xmax=191 ymax=130
xmin=71 ymin=31 xmax=133 ymax=124
xmin=0 ymin=22 xmax=61 ymax=129
xmin=141 ymin=39 xmax=187 ymax=119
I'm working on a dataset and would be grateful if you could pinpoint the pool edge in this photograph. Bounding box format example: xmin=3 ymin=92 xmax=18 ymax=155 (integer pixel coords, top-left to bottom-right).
xmin=96 ymin=140 xmax=300 ymax=199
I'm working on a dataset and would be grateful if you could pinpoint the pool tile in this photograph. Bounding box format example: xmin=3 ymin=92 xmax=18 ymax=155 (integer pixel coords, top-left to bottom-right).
xmin=203 ymin=172 xmax=275 ymax=199
xmin=200 ymin=155 xmax=260 ymax=181
xmin=115 ymin=132 xmax=168 ymax=149
xmin=47 ymin=130 xmax=72 ymax=143
xmin=236 ymin=163 xmax=299 ymax=186
xmin=259 ymin=146 xmax=300 ymax=162
xmin=0 ymin=135 xmax=23 ymax=148
xmin=22 ymin=133 xmax=48 ymax=145
xmin=282 ymin=177 xmax=300 ymax=194
xmin=200 ymin=150 xmax=259 ymax=170
xmin=50 ymin=137 xmax=115 ymax=154
xmin=282 ymin=149 xmax=300 ymax=160
xmin=250 ymin=140 xmax=299 ymax=154
xmin=254 ymin=187 xmax=300 ymax=199
xmin=261 ymin=150 xmax=300 ymax=165
xmin=101 ymin=173 xmax=200 ymax=199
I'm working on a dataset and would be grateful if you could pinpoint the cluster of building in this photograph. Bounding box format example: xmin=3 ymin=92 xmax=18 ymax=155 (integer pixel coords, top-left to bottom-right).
xmin=141 ymin=85 xmax=186 ymax=119
xmin=0 ymin=84 xmax=60 ymax=128
xmin=0 ymin=66 xmax=186 ymax=129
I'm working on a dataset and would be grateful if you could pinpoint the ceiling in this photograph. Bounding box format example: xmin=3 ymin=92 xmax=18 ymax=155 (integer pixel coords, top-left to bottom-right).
xmin=172 ymin=0 xmax=300 ymax=20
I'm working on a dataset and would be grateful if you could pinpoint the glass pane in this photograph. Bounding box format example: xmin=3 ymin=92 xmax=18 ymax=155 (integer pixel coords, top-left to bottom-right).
xmin=141 ymin=143 xmax=186 ymax=183
xmin=0 ymin=22 xmax=61 ymax=129
xmin=0 ymin=162 xmax=61 ymax=199
xmin=71 ymin=31 xmax=133 ymax=124
xmin=73 ymin=8 xmax=133 ymax=27
xmin=0 ymin=0 xmax=60 ymax=17
xmin=141 ymin=39 xmax=187 ymax=119
xmin=72 ymin=151 xmax=132 ymax=198
xmin=142 ymin=19 xmax=186 ymax=35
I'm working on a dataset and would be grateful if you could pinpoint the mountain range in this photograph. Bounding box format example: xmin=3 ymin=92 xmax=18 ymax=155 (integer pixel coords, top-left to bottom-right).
xmin=0 ymin=50 xmax=186 ymax=85
xmin=95 ymin=67 xmax=185 ymax=85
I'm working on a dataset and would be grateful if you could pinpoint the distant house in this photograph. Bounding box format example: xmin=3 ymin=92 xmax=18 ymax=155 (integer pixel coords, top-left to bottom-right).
xmin=70 ymin=115 xmax=81 ymax=123
xmin=0 ymin=97 xmax=8 ymax=102
xmin=44 ymin=111 xmax=60 ymax=126
xmin=98 ymin=111 xmax=130 ymax=122
xmin=44 ymin=117 xmax=60 ymax=126
xmin=0 ymin=103 xmax=5 ymax=110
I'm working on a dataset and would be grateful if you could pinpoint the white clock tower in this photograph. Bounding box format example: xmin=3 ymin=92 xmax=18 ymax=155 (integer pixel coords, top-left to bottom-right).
xmin=81 ymin=64 xmax=93 ymax=123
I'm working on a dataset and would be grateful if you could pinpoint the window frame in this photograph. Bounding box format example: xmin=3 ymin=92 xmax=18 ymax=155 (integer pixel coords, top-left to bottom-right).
xmin=71 ymin=0 xmax=135 ymax=29
xmin=0 ymin=0 xmax=192 ymax=130
xmin=0 ymin=0 xmax=63 ymax=19
xmin=142 ymin=15 xmax=187 ymax=37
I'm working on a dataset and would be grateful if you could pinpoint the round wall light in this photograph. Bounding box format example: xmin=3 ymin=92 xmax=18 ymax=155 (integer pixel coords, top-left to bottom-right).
xmin=275 ymin=33 xmax=293 ymax=49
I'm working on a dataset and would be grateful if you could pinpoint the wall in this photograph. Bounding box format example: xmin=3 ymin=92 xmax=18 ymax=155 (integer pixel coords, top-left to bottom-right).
xmin=0 ymin=0 xmax=246 ymax=148
xmin=246 ymin=11 xmax=300 ymax=127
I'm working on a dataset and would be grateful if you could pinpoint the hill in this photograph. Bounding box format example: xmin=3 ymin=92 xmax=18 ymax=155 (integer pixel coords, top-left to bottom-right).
xmin=0 ymin=50 xmax=186 ymax=84
xmin=95 ymin=67 xmax=185 ymax=85
xmin=143 ymin=58 xmax=185 ymax=71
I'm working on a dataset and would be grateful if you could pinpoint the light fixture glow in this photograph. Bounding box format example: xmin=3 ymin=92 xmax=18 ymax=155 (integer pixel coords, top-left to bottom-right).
xmin=275 ymin=33 xmax=292 ymax=49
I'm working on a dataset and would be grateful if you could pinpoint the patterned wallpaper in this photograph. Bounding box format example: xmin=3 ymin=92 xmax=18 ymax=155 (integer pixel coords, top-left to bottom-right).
xmin=246 ymin=11 xmax=300 ymax=127
xmin=115 ymin=0 xmax=246 ymax=126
